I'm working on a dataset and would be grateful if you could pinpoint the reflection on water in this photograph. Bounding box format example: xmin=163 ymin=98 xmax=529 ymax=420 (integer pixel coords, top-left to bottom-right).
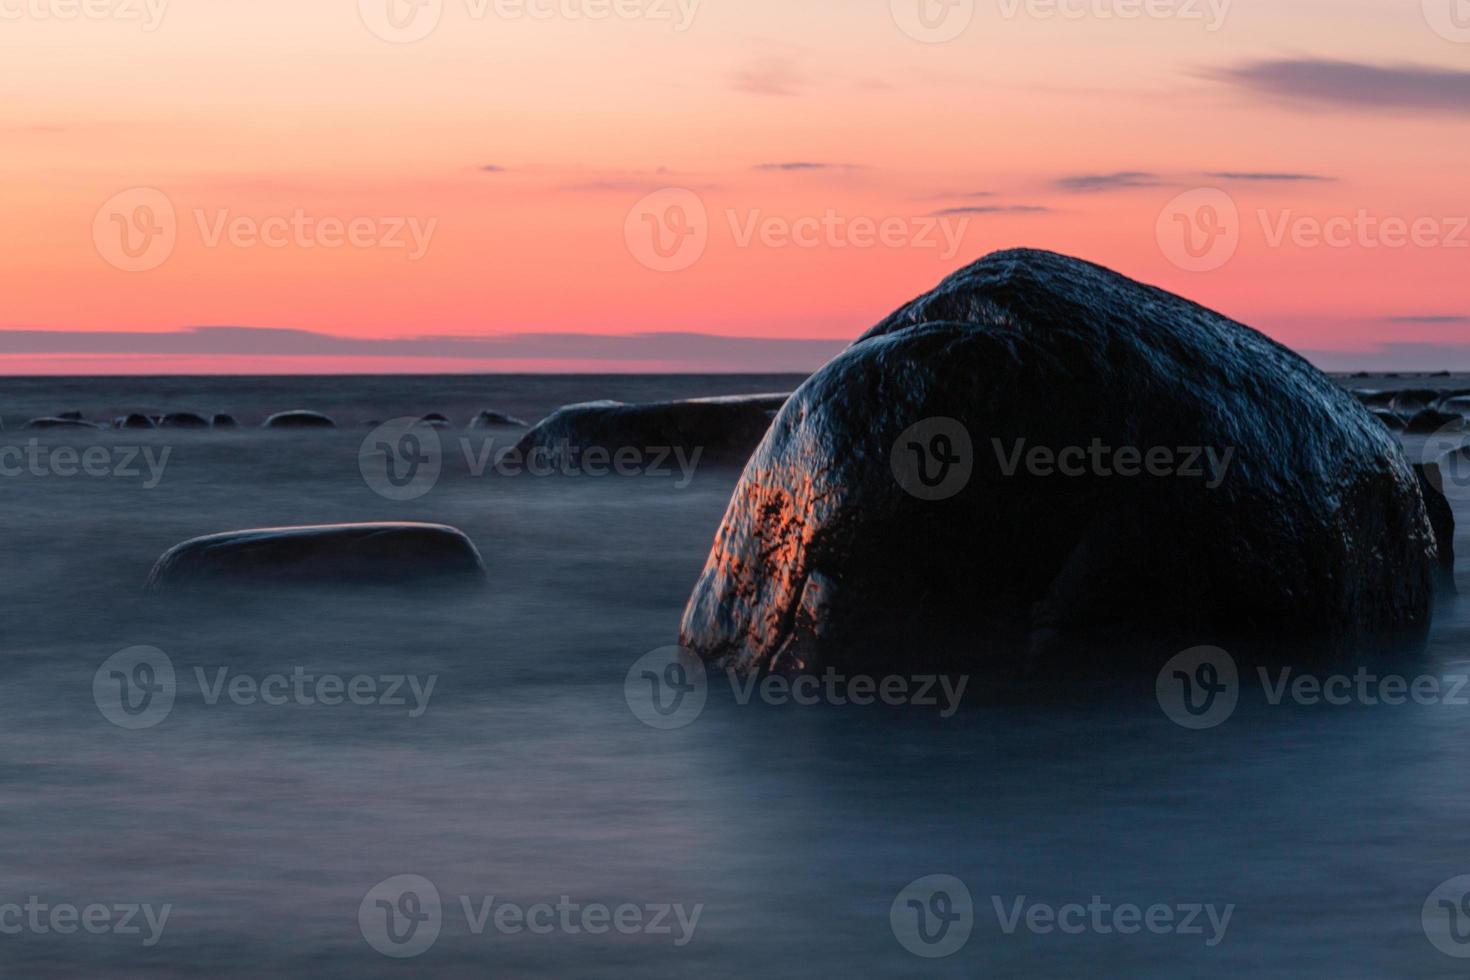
xmin=1 ymin=377 xmax=1470 ymax=977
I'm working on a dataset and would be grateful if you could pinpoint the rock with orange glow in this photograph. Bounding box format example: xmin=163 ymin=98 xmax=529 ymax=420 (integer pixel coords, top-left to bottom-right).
xmin=680 ymin=249 xmax=1442 ymax=678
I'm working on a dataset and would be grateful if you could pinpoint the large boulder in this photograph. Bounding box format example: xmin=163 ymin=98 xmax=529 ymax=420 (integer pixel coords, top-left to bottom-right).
xmin=471 ymin=410 xmax=529 ymax=429
xmin=146 ymin=522 xmax=486 ymax=593
xmin=510 ymin=394 xmax=791 ymax=468
xmin=679 ymin=249 xmax=1441 ymax=678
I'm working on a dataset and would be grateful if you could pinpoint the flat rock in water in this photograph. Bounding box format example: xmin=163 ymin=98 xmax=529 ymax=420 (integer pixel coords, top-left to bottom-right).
xmin=24 ymin=417 xmax=101 ymax=430
xmin=470 ymin=410 xmax=529 ymax=428
xmin=263 ymin=410 xmax=337 ymax=429
xmin=145 ymin=522 xmax=486 ymax=593
xmin=510 ymin=394 xmax=791 ymax=468
xmin=680 ymin=249 xmax=1442 ymax=678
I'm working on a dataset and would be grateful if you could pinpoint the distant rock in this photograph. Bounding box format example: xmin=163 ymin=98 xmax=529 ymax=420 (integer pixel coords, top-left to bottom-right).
xmin=470 ymin=410 xmax=529 ymax=428
xmin=145 ymin=523 xmax=487 ymax=593
xmin=114 ymin=414 xmax=157 ymax=430
xmin=1439 ymin=394 xmax=1470 ymax=414
xmin=680 ymin=249 xmax=1441 ymax=677
xmin=57 ymin=411 xmax=84 ymax=421
xmin=510 ymin=394 xmax=791 ymax=468
xmin=212 ymin=414 xmax=240 ymax=429
xmin=421 ymin=413 xmax=452 ymax=429
xmin=1353 ymin=389 xmax=1395 ymax=408
xmin=159 ymin=412 xmax=210 ymax=429
xmin=263 ymin=410 xmax=336 ymax=429
xmin=24 ymin=417 xmax=101 ymax=430
xmin=1406 ymin=409 xmax=1463 ymax=435
xmin=1369 ymin=409 xmax=1408 ymax=432
xmin=1392 ymin=389 xmax=1442 ymax=415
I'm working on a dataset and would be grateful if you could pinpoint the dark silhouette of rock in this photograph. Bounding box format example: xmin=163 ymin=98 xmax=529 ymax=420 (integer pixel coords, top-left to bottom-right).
xmin=1406 ymin=409 xmax=1463 ymax=435
xmin=1354 ymin=389 xmax=1395 ymax=408
xmin=1414 ymin=463 xmax=1457 ymax=594
xmin=680 ymin=249 xmax=1441 ymax=678
xmin=1439 ymin=395 xmax=1470 ymax=415
xmin=58 ymin=411 xmax=84 ymax=421
xmin=1368 ymin=409 xmax=1408 ymax=431
xmin=160 ymin=412 xmax=210 ymax=429
xmin=263 ymin=410 xmax=336 ymax=429
xmin=511 ymin=394 xmax=791 ymax=468
xmin=1392 ymin=389 xmax=1442 ymax=415
xmin=470 ymin=410 xmax=529 ymax=428
xmin=114 ymin=414 xmax=158 ymax=430
xmin=212 ymin=414 xmax=240 ymax=429
xmin=24 ymin=417 xmax=101 ymax=430
xmin=421 ymin=413 xmax=452 ymax=429
xmin=145 ymin=522 xmax=486 ymax=593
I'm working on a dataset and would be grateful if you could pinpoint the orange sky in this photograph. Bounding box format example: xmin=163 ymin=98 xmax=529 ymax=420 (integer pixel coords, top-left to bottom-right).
xmin=1 ymin=0 xmax=1467 ymax=372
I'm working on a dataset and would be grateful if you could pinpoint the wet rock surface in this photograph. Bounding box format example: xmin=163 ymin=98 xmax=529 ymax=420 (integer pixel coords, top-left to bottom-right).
xmin=263 ymin=410 xmax=337 ymax=429
xmin=680 ymin=249 xmax=1441 ymax=678
xmin=145 ymin=522 xmax=486 ymax=592
xmin=511 ymin=394 xmax=791 ymax=467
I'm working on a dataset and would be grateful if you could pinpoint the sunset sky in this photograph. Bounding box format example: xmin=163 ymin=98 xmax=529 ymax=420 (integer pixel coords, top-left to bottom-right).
xmin=1 ymin=0 xmax=1467 ymax=372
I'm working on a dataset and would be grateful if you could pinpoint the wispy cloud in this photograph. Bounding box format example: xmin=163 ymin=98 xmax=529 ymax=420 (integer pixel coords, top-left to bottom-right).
xmin=751 ymin=162 xmax=859 ymax=172
xmin=480 ymin=165 xmax=508 ymax=173
xmin=1206 ymin=171 xmax=1334 ymax=182
xmin=1055 ymin=171 xmax=1162 ymax=192
xmin=1213 ymin=59 xmax=1470 ymax=114
xmin=1385 ymin=315 xmax=1470 ymax=325
xmin=731 ymin=55 xmax=805 ymax=97
xmin=928 ymin=205 xmax=1052 ymax=216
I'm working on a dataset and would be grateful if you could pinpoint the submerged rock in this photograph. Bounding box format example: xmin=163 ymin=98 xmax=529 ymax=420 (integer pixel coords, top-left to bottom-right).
xmin=421 ymin=413 xmax=452 ymax=429
xmin=114 ymin=414 xmax=158 ymax=430
xmin=159 ymin=412 xmax=210 ymax=429
xmin=212 ymin=414 xmax=240 ymax=429
xmin=1369 ymin=409 xmax=1408 ymax=432
xmin=1406 ymin=409 xmax=1463 ymax=435
xmin=1392 ymin=389 xmax=1442 ymax=415
xmin=680 ymin=249 xmax=1441 ymax=678
xmin=470 ymin=410 xmax=529 ymax=428
xmin=510 ymin=394 xmax=790 ymax=468
xmin=57 ymin=411 xmax=84 ymax=421
xmin=263 ymin=410 xmax=336 ymax=429
xmin=145 ymin=522 xmax=486 ymax=593
xmin=24 ymin=417 xmax=101 ymax=430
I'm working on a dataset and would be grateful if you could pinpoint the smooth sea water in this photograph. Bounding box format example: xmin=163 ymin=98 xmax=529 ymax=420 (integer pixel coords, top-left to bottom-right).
xmin=3 ymin=375 xmax=1470 ymax=978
